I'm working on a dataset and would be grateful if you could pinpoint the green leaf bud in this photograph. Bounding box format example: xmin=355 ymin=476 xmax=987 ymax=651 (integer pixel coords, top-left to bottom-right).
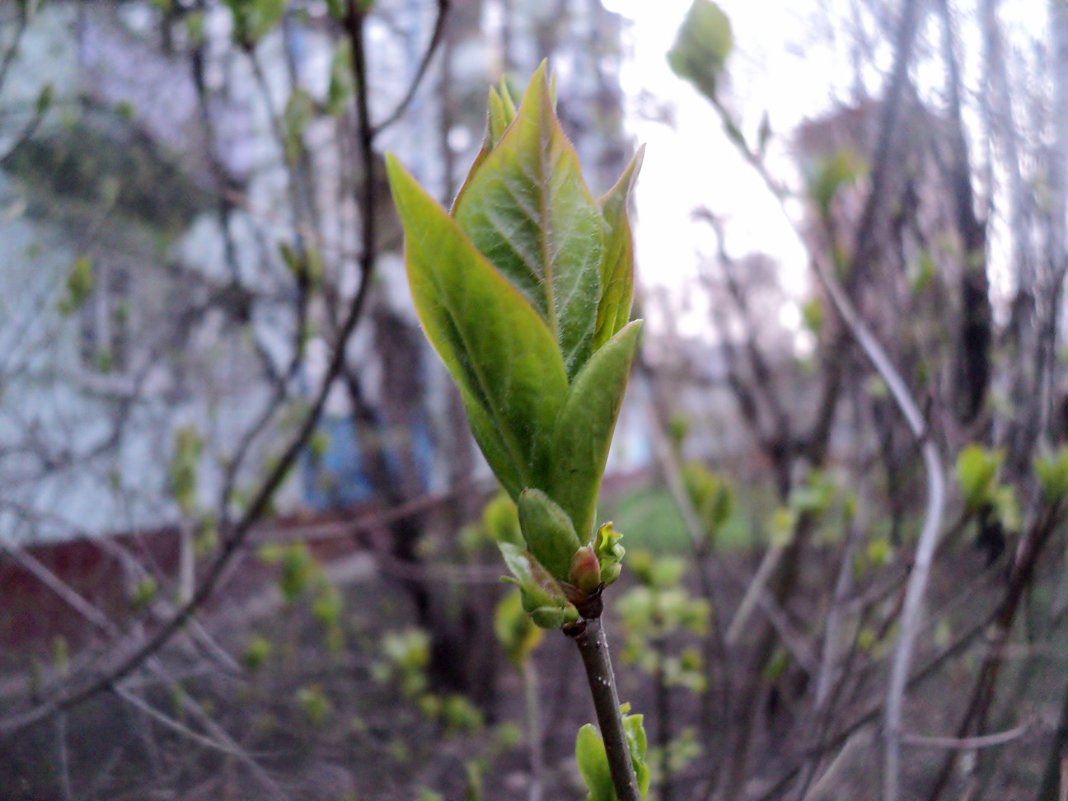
xmin=518 ymin=488 xmax=582 ymax=582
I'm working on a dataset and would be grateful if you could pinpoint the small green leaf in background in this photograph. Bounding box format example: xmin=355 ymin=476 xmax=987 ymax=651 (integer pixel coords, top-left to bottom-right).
xmin=327 ymin=40 xmax=354 ymax=117
xmin=283 ymin=88 xmax=315 ymax=165
xmin=244 ymin=634 xmax=272 ymax=670
xmin=311 ymin=583 xmax=343 ymax=627
xmin=441 ymin=694 xmax=484 ymax=733
xmin=955 ymin=444 xmax=1003 ymax=513
xmin=806 ymin=147 xmax=868 ymax=220
xmin=1036 ymin=447 xmax=1068 ymax=505
xmin=169 ymin=426 xmax=203 ymax=515
xmin=482 ymin=491 xmax=522 ymax=547
xmin=225 ymin=0 xmax=285 ymax=46
xmin=910 ymin=249 xmax=937 ymax=295
xmin=494 ymin=590 xmax=543 ymax=666
xmin=58 ymin=255 xmax=93 ymax=315
xmin=682 ymin=461 xmax=733 ymax=542
xmin=130 ymin=576 xmax=158 ymax=611
xmin=296 ymin=684 xmax=331 ymax=727
xmin=630 ymin=551 xmax=686 ymax=591
xmin=35 ymin=83 xmax=53 ymax=116
xmin=375 ymin=629 xmax=431 ymax=698
xmin=453 ymin=62 xmax=604 ymax=380
xmin=185 ymin=11 xmax=206 ymax=44
xmin=991 ymin=484 xmax=1020 ymax=532
xmin=768 ymin=507 xmax=798 ymax=547
xmin=52 ymin=636 xmax=70 ymax=677
xmin=789 ymin=469 xmax=836 ymax=516
xmin=668 ymin=0 xmax=733 ymax=102
xmin=801 ymin=297 xmax=824 ymax=335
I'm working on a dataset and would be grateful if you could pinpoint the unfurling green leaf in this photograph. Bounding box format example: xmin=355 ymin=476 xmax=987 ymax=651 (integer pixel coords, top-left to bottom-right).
xmin=668 ymin=0 xmax=733 ymax=102
xmin=486 ymin=80 xmax=518 ymax=149
xmin=518 ymin=488 xmax=582 ymax=582
xmin=595 ymin=147 xmax=644 ymax=350
xmin=576 ymin=723 xmax=615 ymax=801
xmin=389 ymin=65 xmax=643 ymax=624
xmin=545 ymin=321 xmax=644 ymax=539
xmin=386 ymin=155 xmax=568 ymax=499
xmin=576 ymin=711 xmax=650 ymax=801
xmin=498 ymin=542 xmax=579 ymax=629
xmin=594 ymin=521 xmax=626 ymax=586
xmin=623 ymin=711 xmax=651 ymax=797
xmin=453 ymin=62 xmax=604 ymax=380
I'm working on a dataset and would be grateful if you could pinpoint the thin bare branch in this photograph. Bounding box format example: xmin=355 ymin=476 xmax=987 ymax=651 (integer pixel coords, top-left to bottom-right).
xmin=369 ymin=0 xmax=450 ymax=136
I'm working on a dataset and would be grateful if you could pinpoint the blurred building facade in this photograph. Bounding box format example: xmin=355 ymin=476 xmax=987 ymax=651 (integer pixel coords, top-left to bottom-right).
xmin=0 ymin=0 xmax=632 ymax=545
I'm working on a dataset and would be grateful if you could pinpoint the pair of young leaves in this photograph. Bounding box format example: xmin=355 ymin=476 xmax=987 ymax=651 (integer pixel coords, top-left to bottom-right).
xmin=577 ymin=707 xmax=650 ymax=801
xmin=386 ymin=64 xmax=643 ymax=626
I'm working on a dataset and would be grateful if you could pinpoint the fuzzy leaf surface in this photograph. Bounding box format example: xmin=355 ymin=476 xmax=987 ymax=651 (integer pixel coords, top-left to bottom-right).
xmin=576 ymin=723 xmax=615 ymax=801
xmin=594 ymin=147 xmax=643 ymax=350
xmin=453 ymin=62 xmax=604 ymax=380
xmin=386 ymin=155 xmax=568 ymax=496
xmin=546 ymin=320 xmax=643 ymax=539
xmin=518 ymin=488 xmax=582 ymax=582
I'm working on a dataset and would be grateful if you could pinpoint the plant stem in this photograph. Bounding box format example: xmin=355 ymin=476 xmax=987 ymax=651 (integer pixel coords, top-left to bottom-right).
xmin=522 ymin=660 xmax=544 ymax=801
xmin=572 ymin=617 xmax=641 ymax=801
xmin=655 ymin=634 xmax=673 ymax=801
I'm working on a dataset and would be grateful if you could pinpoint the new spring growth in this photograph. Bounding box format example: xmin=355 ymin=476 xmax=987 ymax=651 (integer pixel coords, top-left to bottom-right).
xmin=386 ymin=63 xmax=643 ymax=629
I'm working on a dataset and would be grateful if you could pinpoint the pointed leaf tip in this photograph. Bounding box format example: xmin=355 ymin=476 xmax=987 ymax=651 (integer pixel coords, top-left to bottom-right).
xmin=595 ymin=148 xmax=644 ymax=349
xmin=453 ymin=59 xmax=604 ymax=381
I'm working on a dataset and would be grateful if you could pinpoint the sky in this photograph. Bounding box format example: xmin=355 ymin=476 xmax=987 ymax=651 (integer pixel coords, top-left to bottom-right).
xmin=604 ymin=0 xmax=842 ymax=338
xmin=602 ymin=0 xmax=1050 ymax=340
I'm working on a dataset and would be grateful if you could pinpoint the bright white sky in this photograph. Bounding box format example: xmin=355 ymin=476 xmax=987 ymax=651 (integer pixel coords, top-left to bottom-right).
xmin=601 ymin=0 xmax=1049 ymax=339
